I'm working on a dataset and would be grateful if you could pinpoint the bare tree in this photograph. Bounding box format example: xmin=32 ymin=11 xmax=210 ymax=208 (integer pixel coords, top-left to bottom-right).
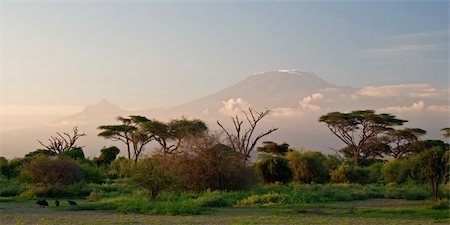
xmin=217 ymin=108 xmax=278 ymax=161
xmin=38 ymin=126 xmax=86 ymax=154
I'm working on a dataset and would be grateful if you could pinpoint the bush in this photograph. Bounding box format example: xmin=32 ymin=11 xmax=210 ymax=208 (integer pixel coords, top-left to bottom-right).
xmin=174 ymin=135 xmax=258 ymax=191
xmin=255 ymin=154 xmax=293 ymax=184
xmin=0 ymin=178 xmax=27 ymax=197
xmin=237 ymin=193 xmax=291 ymax=206
xmin=330 ymin=164 xmax=369 ymax=184
xmin=134 ymin=155 xmax=175 ymax=200
xmin=384 ymin=182 xmax=430 ymax=200
xmin=381 ymin=159 xmax=411 ymax=184
xmin=367 ymin=162 xmax=384 ymax=183
xmin=108 ymin=157 xmax=135 ymax=178
xmin=403 ymin=187 xmax=428 ymax=200
xmin=95 ymin=146 xmax=120 ymax=166
xmin=60 ymin=147 xmax=85 ymax=161
xmin=80 ymin=162 xmax=105 ymax=184
xmin=23 ymin=157 xmax=83 ymax=192
xmin=431 ymin=200 xmax=449 ymax=210
xmin=287 ymin=151 xmax=329 ymax=184
xmin=194 ymin=194 xmax=231 ymax=207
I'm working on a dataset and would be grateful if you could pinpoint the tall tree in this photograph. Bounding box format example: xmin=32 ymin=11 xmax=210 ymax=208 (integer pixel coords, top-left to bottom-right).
xmin=142 ymin=117 xmax=207 ymax=155
xmin=319 ymin=110 xmax=406 ymax=165
xmin=217 ymin=108 xmax=278 ymax=161
xmin=418 ymin=145 xmax=449 ymax=201
xmin=38 ymin=126 xmax=86 ymax=154
xmin=98 ymin=115 xmax=154 ymax=163
xmin=98 ymin=117 xmax=137 ymax=160
xmin=384 ymin=128 xmax=427 ymax=159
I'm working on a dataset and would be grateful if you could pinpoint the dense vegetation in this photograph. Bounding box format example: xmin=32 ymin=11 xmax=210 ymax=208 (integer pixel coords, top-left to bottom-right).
xmin=0 ymin=109 xmax=448 ymax=218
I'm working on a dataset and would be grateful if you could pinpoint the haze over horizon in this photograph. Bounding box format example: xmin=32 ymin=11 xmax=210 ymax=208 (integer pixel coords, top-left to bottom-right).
xmin=0 ymin=1 xmax=448 ymax=157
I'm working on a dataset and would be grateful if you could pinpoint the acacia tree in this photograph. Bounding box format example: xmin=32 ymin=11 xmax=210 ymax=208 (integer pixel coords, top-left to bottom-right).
xmin=338 ymin=137 xmax=389 ymax=161
xmin=98 ymin=117 xmax=137 ymax=160
xmin=217 ymin=108 xmax=278 ymax=161
xmin=98 ymin=115 xmax=154 ymax=163
xmin=142 ymin=118 xmax=207 ymax=155
xmin=384 ymin=128 xmax=427 ymax=159
xmin=38 ymin=126 xmax=86 ymax=154
xmin=319 ymin=110 xmax=406 ymax=165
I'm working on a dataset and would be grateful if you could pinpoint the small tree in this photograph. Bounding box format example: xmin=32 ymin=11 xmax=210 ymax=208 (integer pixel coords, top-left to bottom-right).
xmin=257 ymin=141 xmax=290 ymax=156
xmin=134 ymin=155 xmax=175 ymax=200
xmin=287 ymin=151 xmax=329 ymax=183
xmin=418 ymin=145 xmax=449 ymax=201
xmin=23 ymin=157 xmax=83 ymax=196
xmin=96 ymin=146 xmax=120 ymax=166
xmin=142 ymin=118 xmax=208 ymax=155
xmin=255 ymin=154 xmax=293 ymax=184
xmin=99 ymin=116 xmax=154 ymax=163
xmin=384 ymin=128 xmax=427 ymax=159
xmin=217 ymin=108 xmax=278 ymax=161
xmin=173 ymin=132 xmax=257 ymax=191
xmin=319 ymin=110 xmax=406 ymax=165
xmin=38 ymin=126 xmax=86 ymax=154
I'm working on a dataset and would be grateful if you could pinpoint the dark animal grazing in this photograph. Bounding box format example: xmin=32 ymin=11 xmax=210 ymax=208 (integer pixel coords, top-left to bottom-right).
xmin=55 ymin=199 xmax=60 ymax=207
xmin=36 ymin=199 xmax=49 ymax=207
xmin=68 ymin=200 xmax=77 ymax=206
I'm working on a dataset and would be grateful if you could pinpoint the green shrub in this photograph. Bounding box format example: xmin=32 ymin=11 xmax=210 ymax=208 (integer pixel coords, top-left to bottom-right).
xmin=384 ymin=182 xmax=430 ymax=200
xmin=59 ymin=147 xmax=85 ymax=161
xmin=367 ymin=162 xmax=384 ymax=183
xmin=0 ymin=178 xmax=27 ymax=197
xmin=431 ymin=200 xmax=449 ymax=210
xmin=384 ymin=182 xmax=404 ymax=199
xmin=287 ymin=151 xmax=329 ymax=183
xmin=108 ymin=157 xmax=135 ymax=178
xmin=255 ymin=154 xmax=293 ymax=184
xmin=237 ymin=193 xmax=291 ymax=206
xmin=330 ymin=164 xmax=369 ymax=184
xmin=134 ymin=155 xmax=175 ymax=200
xmin=403 ymin=186 xmax=428 ymax=200
xmin=80 ymin=162 xmax=105 ymax=184
xmin=194 ymin=194 xmax=231 ymax=207
xmin=381 ymin=159 xmax=410 ymax=184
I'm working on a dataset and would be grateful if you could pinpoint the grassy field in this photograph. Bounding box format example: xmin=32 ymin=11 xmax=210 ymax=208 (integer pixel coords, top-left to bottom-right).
xmin=1 ymin=199 xmax=448 ymax=225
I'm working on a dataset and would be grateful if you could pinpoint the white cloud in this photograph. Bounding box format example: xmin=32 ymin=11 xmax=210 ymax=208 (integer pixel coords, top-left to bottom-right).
xmin=218 ymin=98 xmax=251 ymax=116
xmin=426 ymin=105 xmax=450 ymax=113
xmin=299 ymin=93 xmax=323 ymax=111
xmin=380 ymin=100 xmax=425 ymax=112
xmin=271 ymin=107 xmax=298 ymax=118
xmin=359 ymin=30 xmax=448 ymax=58
xmin=360 ymin=44 xmax=444 ymax=57
xmin=356 ymin=84 xmax=438 ymax=98
xmin=381 ymin=30 xmax=448 ymax=42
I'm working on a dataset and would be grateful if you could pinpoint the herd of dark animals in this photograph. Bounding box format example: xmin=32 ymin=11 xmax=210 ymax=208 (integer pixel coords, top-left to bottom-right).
xmin=36 ymin=199 xmax=77 ymax=207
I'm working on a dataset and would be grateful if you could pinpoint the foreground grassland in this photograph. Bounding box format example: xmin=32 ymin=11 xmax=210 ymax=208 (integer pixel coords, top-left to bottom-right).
xmin=1 ymin=199 xmax=448 ymax=225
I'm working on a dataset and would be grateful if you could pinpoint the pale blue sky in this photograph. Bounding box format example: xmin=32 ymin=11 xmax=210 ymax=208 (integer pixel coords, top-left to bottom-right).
xmin=1 ymin=1 xmax=448 ymax=109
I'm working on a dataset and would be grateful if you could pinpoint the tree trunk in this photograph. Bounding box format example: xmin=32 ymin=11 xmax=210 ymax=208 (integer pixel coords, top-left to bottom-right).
xmin=432 ymin=176 xmax=438 ymax=201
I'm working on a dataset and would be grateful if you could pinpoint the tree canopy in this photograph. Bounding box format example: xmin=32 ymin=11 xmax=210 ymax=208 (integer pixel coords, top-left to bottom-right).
xmin=319 ymin=110 xmax=407 ymax=164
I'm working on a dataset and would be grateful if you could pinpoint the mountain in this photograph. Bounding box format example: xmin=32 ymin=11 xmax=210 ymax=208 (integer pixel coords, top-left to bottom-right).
xmin=168 ymin=70 xmax=353 ymax=117
xmin=0 ymin=70 xmax=448 ymax=159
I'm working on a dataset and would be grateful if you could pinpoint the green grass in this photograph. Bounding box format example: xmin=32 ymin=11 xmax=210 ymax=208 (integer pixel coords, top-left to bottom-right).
xmin=1 ymin=200 xmax=449 ymax=225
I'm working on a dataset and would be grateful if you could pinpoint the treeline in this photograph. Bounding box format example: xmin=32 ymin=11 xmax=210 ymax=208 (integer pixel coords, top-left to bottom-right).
xmin=0 ymin=108 xmax=448 ymax=202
